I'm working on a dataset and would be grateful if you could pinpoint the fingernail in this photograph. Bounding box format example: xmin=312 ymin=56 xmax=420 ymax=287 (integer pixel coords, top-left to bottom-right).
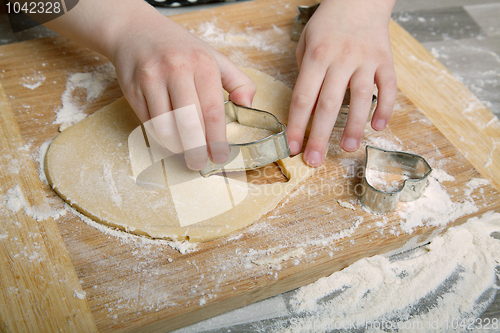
xmin=305 ymin=150 xmax=322 ymax=167
xmin=187 ymin=161 xmax=206 ymax=171
xmin=374 ymin=119 xmax=386 ymax=130
xmin=289 ymin=141 xmax=301 ymax=155
xmin=244 ymin=97 xmax=253 ymax=108
xmin=343 ymin=138 xmax=359 ymax=152
xmin=212 ymin=153 xmax=229 ymax=164
xmin=187 ymin=157 xmax=208 ymax=171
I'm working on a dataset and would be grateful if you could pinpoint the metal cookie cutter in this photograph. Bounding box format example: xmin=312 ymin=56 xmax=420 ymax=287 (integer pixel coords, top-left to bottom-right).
xmin=200 ymin=101 xmax=290 ymax=177
xmin=291 ymin=3 xmax=320 ymax=41
xmin=360 ymin=146 xmax=433 ymax=214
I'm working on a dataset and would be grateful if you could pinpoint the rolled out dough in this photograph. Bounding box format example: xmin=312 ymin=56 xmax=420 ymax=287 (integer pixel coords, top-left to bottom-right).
xmin=45 ymin=68 xmax=314 ymax=242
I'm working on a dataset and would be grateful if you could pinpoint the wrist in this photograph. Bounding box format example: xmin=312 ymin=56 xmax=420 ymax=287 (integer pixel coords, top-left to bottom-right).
xmin=44 ymin=0 xmax=160 ymax=61
xmin=99 ymin=0 xmax=160 ymax=61
xmin=107 ymin=2 xmax=178 ymax=64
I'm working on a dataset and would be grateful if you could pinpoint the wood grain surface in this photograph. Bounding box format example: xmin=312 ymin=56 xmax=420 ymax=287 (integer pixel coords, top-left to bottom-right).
xmin=0 ymin=81 xmax=97 ymax=332
xmin=0 ymin=0 xmax=499 ymax=331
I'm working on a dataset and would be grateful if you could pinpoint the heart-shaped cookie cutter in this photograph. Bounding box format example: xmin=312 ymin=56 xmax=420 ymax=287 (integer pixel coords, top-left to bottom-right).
xmin=360 ymin=145 xmax=433 ymax=214
xmin=200 ymin=101 xmax=290 ymax=177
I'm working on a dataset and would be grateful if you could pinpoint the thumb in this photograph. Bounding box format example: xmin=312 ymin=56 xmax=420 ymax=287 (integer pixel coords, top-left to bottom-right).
xmin=215 ymin=53 xmax=256 ymax=108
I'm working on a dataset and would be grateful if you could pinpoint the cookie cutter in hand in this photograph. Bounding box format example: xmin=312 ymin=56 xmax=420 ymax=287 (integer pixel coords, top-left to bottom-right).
xmin=199 ymin=101 xmax=291 ymax=177
xmin=360 ymin=145 xmax=433 ymax=214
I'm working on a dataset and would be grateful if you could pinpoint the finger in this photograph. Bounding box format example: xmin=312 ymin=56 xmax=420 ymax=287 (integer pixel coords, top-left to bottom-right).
xmin=195 ymin=66 xmax=229 ymax=164
xmin=169 ymin=80 xmax=208 ymax=171
xmin=295 ymin=30 xmax=306 ymax=68
xmin=216 ymin=53 xmax=256 ymax=108
xmin=125 ymin=90 xmax=150 ymax=123
xmin=287 ymin=57 xmax=327 ymax=155
xmin=303 ymin=69 xmax=350 ymax=166
xmin=372 ymin=63 xmax=397 ymax=131
xmin=142 ymin=85 xmax=183 ymax=154
xmin=340 ymin=70 xmax=376 ymax=152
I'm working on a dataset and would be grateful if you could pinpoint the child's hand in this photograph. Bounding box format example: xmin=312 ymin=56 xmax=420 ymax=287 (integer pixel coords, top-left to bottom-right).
xmin=110 ymin=9 xmax=256 ymax=170
xmin=46 ymin=0 xmax=256 ymax=171
xmin=286 ymin=0 xmax=397 ymax=167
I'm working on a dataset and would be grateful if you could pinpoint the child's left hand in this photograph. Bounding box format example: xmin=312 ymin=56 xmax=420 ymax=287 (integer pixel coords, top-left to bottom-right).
xmin=286 ymin=0 xmax=397 ymax=167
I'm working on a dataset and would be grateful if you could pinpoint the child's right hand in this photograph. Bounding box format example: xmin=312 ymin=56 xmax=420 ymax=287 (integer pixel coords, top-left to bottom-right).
xmin=110 ymin=7 xmax=256 ymax=170
xmin=46 ymin=0 xmax=256 ymax=171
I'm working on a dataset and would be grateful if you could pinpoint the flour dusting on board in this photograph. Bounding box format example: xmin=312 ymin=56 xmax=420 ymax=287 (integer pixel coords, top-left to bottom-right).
xmin=190 ymin=21 xmax=295 ymax=86
xmin=192 ymin=21 xmax=284 ymax=54
xmin=21 ymin=72 xmax=45 ymax=90
xmin=73 ymin=290 xmax=86 ymax=300
xmin=365 ymin=135 xmax=403 ymax=151
xmin=465 ymin=178 xmax=491 ymax=197
xmin=54 ymin=63 xmax=116 ymax=125
xmin=431 ymin=168 xmax=455 ymax=182
xmin=4 ymin=185 xmax=66 ymax=221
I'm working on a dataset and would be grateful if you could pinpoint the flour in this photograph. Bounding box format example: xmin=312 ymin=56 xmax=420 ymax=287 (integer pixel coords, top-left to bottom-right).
xmin=465 ymin=178 xmax=491 ymax=197
xmin=54 ymin=63 xmax=116 ymax=125
xmin=193 ymin=21 xmax=283 ymax=54
xmin=484 ymin=138 xmax=499 ymax=169
xmin=430 ymin=168 xmax=455 ymax=182
xmin=296 ymin=217 xmax=364 ymax=248
xmin=226 ymin=122 xmax=274 ymax=144
xmin=485 ymin=115 xmax=499 ymax=129
xmin=6 ymin=186 xmax=23 ymax=213
xmin=37 ymin=140 xmax=51 ymax=184
xmin=365 ymin=169 xmax=408 ymax=193
xmin=365 ymin=136 xmax=403 ymax=151
xmin=66 ymin=204 xmax=197 ymax=254
xmin=462 ymin=100 xmax=490 ymax=128
xmin=7 ymin=158 xmax=20 ymax=174
xmin=21 ymin=72 xmax=45 ymax=90
xmin=73 ymin=290 xmax=86 ymax=300
xmin=253 ymin=248 xmax=306 ymax=266
xmin=337 ymin=200 xmax=355 ymax=210
xmin=102 ymin=164 xmax=123 ymax=209
xmin=271 ymin=211 xmax=500 ymax=333
xmin=190 ymin=21 xmax=291 ymax=78
xmin=4 ymin=185 xmax=66 ymax=221
xmin=398 ymin=175 xmax=478 ymax=234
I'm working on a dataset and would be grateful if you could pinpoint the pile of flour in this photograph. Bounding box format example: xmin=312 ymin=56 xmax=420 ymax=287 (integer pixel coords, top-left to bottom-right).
xmin=277 ymin=212 xmax=500 ymax=332
xmin=398 ymin=173 xmax=481 ymax=234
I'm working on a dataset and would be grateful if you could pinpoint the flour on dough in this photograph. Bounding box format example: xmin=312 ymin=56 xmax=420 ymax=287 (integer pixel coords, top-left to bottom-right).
xmin=45 ymin=68 xmax=314 ymax=242
xmin=226 ymin=122 xmax=274 ymax=144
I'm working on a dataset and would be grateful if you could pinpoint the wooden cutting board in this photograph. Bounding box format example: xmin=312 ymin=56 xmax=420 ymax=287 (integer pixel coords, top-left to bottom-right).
xmin=1 ymin=0 xmax=499 ymax=331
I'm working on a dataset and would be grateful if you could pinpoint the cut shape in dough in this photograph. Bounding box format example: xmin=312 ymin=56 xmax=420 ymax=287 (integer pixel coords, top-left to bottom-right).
xmin=45 ymin=68 xmax=314 ymax=242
